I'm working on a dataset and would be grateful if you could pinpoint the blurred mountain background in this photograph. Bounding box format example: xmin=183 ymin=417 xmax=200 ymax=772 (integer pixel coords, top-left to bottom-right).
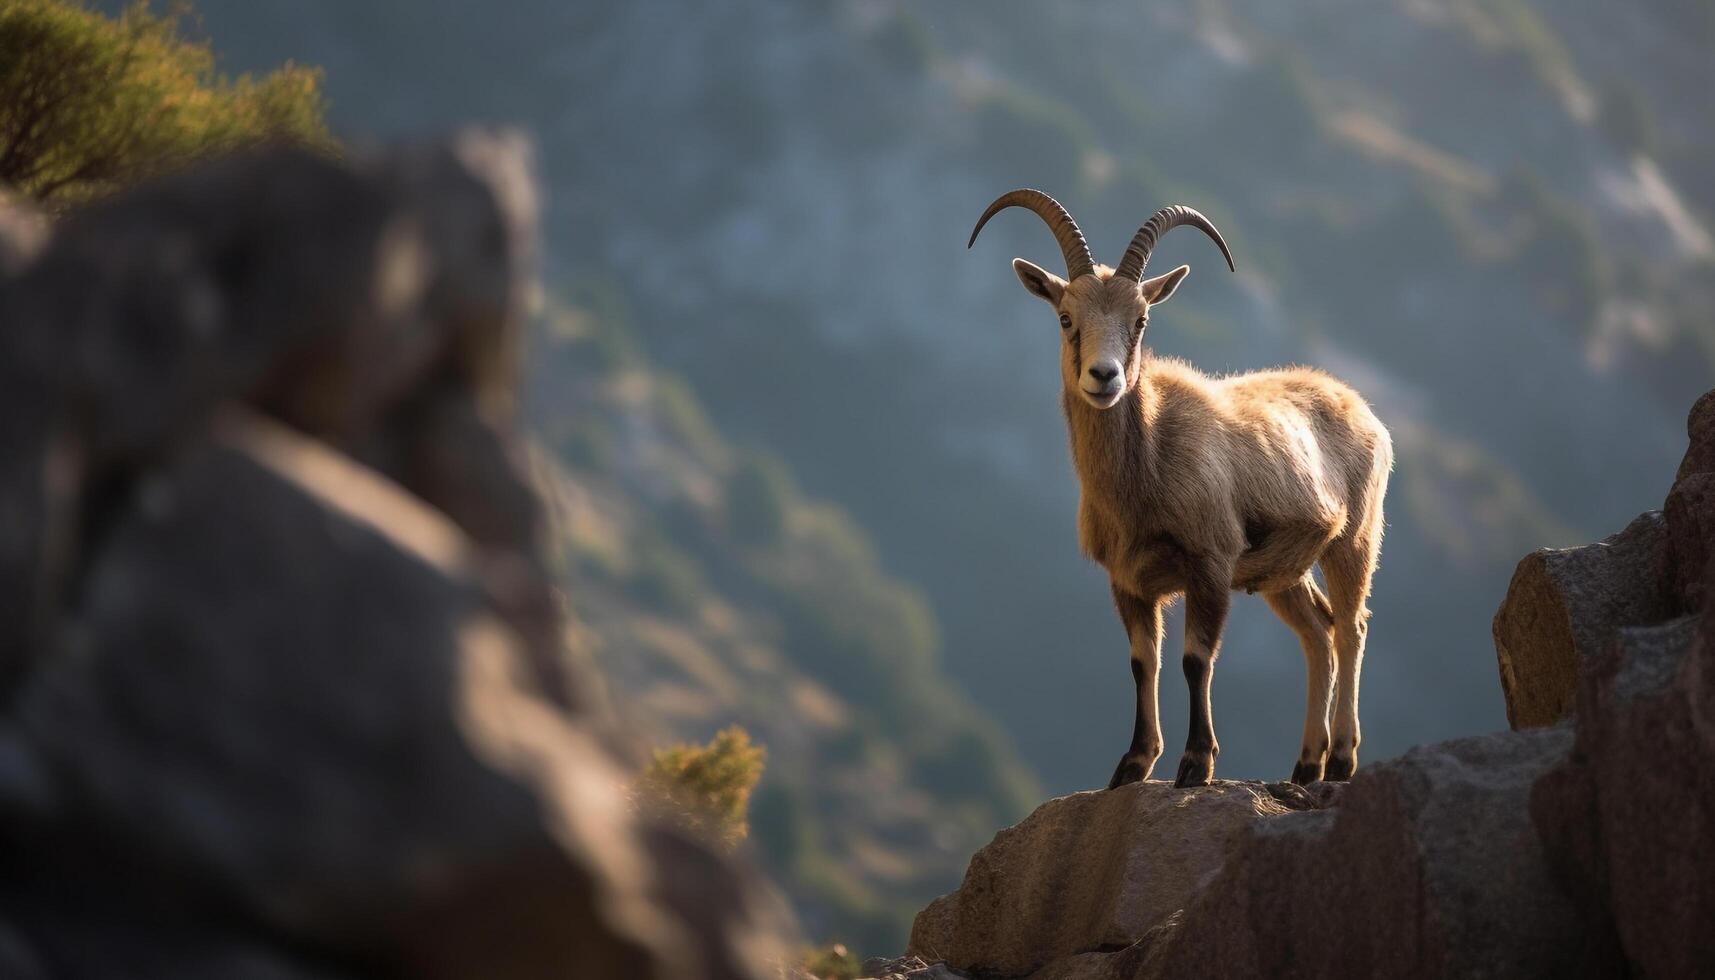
xmin=90 ymin=0 xmax=1714 ymax=953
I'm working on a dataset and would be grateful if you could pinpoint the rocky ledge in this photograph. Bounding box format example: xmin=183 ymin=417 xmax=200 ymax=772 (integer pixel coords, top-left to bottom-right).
xmin=908 ymin=779 xmax=1333 ymax=978
xmin=877 ymin=389 xmax=1715 ymax=980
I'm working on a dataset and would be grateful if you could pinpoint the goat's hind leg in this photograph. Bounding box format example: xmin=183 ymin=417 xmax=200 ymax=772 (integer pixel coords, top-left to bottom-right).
xmin=1265 ymin=577 xmax=1336 ymax=785
xmin=1320 ymin=526 xmax=1381 ymax=782
xmin=1107 ymin=583 xmax=1164 ymax=789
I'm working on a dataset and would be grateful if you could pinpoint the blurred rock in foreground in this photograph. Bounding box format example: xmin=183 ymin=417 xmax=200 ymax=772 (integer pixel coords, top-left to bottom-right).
xmin=0 ymin=135 xmax=785 ymax=979
xmin=881 ymin=388 xmax=1714 ymax=980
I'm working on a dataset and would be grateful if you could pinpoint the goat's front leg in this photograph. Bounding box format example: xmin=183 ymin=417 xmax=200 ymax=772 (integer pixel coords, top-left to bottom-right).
xmin=1175 ymin=567 xmax=1231 ymax=788
xmin=1107 ymin=583 xmax=1164 ymax=789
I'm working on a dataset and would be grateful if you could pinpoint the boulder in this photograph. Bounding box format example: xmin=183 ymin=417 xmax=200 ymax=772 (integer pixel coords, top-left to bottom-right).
xmin=1672 ymin=388 xmax=1715 ymax=484
xmin=0 ymin=136 xmax=789 ymax=978
xmin=4 ymin=131 xmax=532 ymax=457
xmin=1666 ymin=473 xmax=1715 ymax=612
xmin=1531 ymin=611 xmax=1713 ymax=980
xmin=0 ymin=132 xmax=540 ymax=693
xmin=906 ymin=780 xmax=1316 ymax=978
xmin=1662 ymin=389 xmax=1715 ymax=610
xmin=1505 ymin=390 xmax=1715 ymax=978
xmin=353 ymin=384 xmax=569 ymax=705
xmin=0 ymin=409 xmax=783 ymax=979
xmin=1142 ymin=728 xmax=1611 ymax=980
xmin=1491 ymin=511 xmax=1677 ymax=728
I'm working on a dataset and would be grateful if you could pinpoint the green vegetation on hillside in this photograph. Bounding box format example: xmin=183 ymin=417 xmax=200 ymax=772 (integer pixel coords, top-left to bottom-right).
xmin=801 ymin=943 xmax=862 ymax=980
xmin=529 ymin=288 xmax=1038 ymax=953
xmin=0 ymin=0 xmax=329 ymax=204
xmin=638 ymin=726 xmax=766 ymax=851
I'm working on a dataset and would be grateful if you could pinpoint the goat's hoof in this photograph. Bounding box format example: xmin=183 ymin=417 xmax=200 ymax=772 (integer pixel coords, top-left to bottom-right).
xmin=1325 ymin=751 xmax=1357 ymax=781
xmin=1106 ymin=752 xmax=1157 ymax=789
xmin=1173 ymin=751 xmax=1215 ymax=788
xmin=1290 ymin=759 xmax=1325 ymax=785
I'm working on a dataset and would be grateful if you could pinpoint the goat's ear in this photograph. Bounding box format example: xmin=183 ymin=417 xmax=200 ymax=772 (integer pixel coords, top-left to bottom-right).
xmin=1012 ymin=258 xmax=1067 ymax=306
xmin=1141 ymin=265 xmax=1191 ymax=305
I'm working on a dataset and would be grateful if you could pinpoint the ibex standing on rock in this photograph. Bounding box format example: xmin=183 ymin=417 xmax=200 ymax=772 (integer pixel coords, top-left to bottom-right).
xmin=970 ymin=190 xmax=1391 ymax=788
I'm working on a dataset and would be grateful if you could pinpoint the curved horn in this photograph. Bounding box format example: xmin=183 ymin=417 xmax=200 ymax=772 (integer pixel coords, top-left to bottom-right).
xmin=1113 ymin=205 xmax=1236 ymax=282
xmin=967 ymin=188 xmax=1095 ymax=281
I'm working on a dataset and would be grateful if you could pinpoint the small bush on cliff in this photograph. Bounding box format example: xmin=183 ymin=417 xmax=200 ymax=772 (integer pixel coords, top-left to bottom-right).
xmin=637 ymin=726 xmax=765 ymax=850
xmin=0 ymin=0 xmax=330 ymax=204
xmin=800 ymin=943 xmax=861 ymax=980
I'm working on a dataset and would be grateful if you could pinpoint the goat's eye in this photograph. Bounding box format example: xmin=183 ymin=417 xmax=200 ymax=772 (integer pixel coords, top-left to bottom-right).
xmin=1135 ymin=317 xmax=1146 ymax=331
xmin=1059 ymin=313 xmax=1072 ymax=329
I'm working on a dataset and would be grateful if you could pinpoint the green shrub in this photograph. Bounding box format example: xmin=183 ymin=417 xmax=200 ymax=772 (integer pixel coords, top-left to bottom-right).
xmin=800 ymin=944 xmax=861 ymax=980
xmin=0 ymin=0 xmax=330 ymax=204
xmin=637 ymin=726 xmax=766 ymax=850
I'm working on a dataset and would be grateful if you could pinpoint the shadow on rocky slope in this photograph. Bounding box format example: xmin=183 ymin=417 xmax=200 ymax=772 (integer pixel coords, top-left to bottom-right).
xmin=0 ymin=135 xmax=786 ymax=979
xmin=870 ymin=391 xmax=1715 ymax=980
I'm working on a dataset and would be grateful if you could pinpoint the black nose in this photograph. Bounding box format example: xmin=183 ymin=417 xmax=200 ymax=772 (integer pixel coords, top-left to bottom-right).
xmin=1088 ymin=364 xmax=1119 ymax=383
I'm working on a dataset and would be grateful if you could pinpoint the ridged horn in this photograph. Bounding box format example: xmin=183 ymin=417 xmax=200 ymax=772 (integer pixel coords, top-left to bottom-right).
xmin=1113 ymin=205 xmax=1236 ymax=282
xmin=967 ymin=188 xmax=1096 ymax=281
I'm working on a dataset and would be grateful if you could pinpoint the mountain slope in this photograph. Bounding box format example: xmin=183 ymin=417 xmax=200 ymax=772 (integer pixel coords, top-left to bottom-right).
xmin=526 ymin=290 xmax=1037 ymax=950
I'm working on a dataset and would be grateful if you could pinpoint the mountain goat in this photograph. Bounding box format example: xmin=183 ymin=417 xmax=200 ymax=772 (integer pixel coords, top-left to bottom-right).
xmin=970 ymin=189 xmax=1391 ymax=788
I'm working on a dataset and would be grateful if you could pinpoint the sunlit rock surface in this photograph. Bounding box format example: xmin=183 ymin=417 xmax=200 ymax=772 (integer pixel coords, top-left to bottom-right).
xmin=1491 ymin=511 xmax=1675 ymax=729
xmin=1493 ymin=390 xmax=1715 ymax=730
xmin=907 ymin=780 xmax=1334 ymax=979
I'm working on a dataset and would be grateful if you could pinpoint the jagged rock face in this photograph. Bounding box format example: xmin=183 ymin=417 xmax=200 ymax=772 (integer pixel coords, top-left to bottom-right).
xmin=1490 ymin=512 xmax=1677 ymax=729
xmin=1665 ymin=393 xmax=1715 ymax=609
xmin=0 ymin=135 xmax=552 ymax=688
xmin=1674 ymin=391 xmax=1715 ymax=485
xmin=1532 ymin=611 xmax=1714 ymax=980
xmin=0 ymin=137 xmax=785 ymax=978
xmin=7 ymin=411 xmax=670 ymax=975
xmin=1492 ymin=390 xmax=1715 ymax=729
xmin=903 ymin=734 xmax=1618 ymax=980
xmin=1141 ymin=729 xmax=1612 ymax=980
xmin=906 ymin=780 xmax=1331 ymax=979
